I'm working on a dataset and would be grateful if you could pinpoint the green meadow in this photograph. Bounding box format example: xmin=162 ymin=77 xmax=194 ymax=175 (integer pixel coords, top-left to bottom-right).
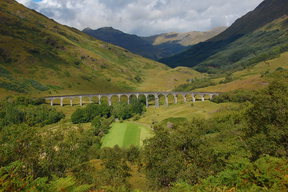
xmin=101 ymin=122 xmax=153 ymax=148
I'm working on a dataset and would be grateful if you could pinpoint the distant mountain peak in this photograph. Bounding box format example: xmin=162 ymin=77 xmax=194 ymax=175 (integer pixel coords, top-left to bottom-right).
xmin=160 ymin=0 xmax=288 ymax=73
xmin=83 ymin=27 xmax=225 ymax=60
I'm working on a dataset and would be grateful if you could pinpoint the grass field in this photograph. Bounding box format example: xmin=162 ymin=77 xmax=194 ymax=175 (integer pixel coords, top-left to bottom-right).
xmin=136 ymin=101 xmax=240 ymax=124
xmin=101 ymin=122 xmax=153 ymax=148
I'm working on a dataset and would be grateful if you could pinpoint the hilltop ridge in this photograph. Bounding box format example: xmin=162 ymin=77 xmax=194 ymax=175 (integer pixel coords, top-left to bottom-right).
xmin=83 ymin=27 xmax=225 ymax=60
xmin=0 ymin=0 xmax=202 ymax=97
xmin=160 ymin=0 xmax=288 ymax=73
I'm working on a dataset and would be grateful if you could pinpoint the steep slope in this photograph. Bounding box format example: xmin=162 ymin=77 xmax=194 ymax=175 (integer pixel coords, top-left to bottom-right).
xmin=144 ymin=27 xmax=226 ymax=46
xmin=195 ymin=50 xmax=288 ymax=92
xmin=0 ymin=0 xmax=203 ymax=98
xmin=160 ymin=0 xmax=288 ymax=73
xmin=83 ymin=27 xmax=225 ymax=60
xmin=83 ymin=27 xmax=160 ymax=59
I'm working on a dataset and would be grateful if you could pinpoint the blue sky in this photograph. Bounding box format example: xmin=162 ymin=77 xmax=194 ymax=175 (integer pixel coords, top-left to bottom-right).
xmin=17 ymin=0 xmax=263 ymax=36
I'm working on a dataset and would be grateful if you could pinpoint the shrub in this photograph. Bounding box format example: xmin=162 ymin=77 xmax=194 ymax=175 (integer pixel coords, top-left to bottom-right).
xmin=0 ymin=102 xmax=64 ymax=127
xmin=0 ymin=81 xmax=27 ymax=93
xmin=71 ymin=108 xmax=88 ymax=124
xmin=25 ymin=79 xmax=49 ymax=91
xmin=14 ymin=96 xmax=45 ymax=106
xmin=111 ymin=100 xmax=145 ymax=120
xmin=24 ymin=106 xmax=65 ymax=126
xmin=194 ymin=156 xmax=288 ymax=191
xmin=71 ymin=104 xmax=112 ymax=124
xmin=111 ymin=102 xmax=132 ymax=120
xmin=244 ymin=81 xmax=288 ymax=159
xmin=91 ymin=116 xmax=114 ymax=136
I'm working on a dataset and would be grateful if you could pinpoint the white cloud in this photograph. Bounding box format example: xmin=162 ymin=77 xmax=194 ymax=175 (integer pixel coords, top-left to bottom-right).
xmin=16 ymin=0 xmax=263 ymax=36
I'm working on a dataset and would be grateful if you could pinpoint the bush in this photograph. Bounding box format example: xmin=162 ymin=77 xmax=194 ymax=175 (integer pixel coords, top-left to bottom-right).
xmin=111 ymin=100 xmax=145 ymax=120
xmin=91 ymin=116 xmax=114 ymax=136
xmin=194 ymin=156 xmax=288 ymax=191
xmin=24 ymin=106 xmax=65 ymax=126
xmin=0 ymin=104 xmax=24 ymax=126
xmin=14 ymin=96 xmax=45 ymax=106
xmin=71 ymin=104 xmax=112 ymax=124
xmin=244 ymin=81 xmax=288 ymax=159
xmin=0 ymin=102 xmax=64 ymax=127
xmin=111 ymin=102 xmax=132 ymax=120
xmin=0 ymin=81 xmax=27 ymax=93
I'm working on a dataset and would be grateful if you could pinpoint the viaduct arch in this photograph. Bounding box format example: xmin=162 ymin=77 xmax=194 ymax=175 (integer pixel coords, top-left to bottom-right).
xmin=45 ymin=92 xmax=221 ymax=108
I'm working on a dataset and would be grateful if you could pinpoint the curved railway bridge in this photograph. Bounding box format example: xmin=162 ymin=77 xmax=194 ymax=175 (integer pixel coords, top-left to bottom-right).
xmin=45 ymin=92 xmax=222 ymax=107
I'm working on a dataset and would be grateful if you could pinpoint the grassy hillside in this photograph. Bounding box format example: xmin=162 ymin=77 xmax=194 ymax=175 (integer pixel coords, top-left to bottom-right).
xmin=136 ymin=101 xmax=240 ymax=125
xmin=145 ymin=27 xmax=226 ymax=46
xmin=195 ymin=51 xmax=288 ymax=92
xmin=0 ymin=0 xmax=202 ymax=98
xmin=160 ymin=0 xmax=288 ymax=73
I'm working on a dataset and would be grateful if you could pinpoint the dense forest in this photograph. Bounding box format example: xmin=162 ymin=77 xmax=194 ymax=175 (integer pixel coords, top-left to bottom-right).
xmin=0 ymin=77 xmax=287 ymax=191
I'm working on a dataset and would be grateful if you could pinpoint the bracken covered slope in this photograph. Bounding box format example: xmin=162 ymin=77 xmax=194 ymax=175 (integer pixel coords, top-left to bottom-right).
xmin=0 ymin=0 xmax=202 ymax=98
xmin=160 ymin=0 xmax=288 ymax=73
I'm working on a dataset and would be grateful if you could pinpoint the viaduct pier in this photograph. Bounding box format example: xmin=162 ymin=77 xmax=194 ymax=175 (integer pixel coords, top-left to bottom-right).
xmin=45 ymin=92 xmax=221 ymax=108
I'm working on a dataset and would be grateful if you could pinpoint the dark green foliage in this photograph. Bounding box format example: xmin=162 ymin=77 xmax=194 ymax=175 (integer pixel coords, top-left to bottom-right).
xmin=173 ymin=78 xmax=216 ymax=92
xmin=0 ymin=81 xmax=27 ymax=93
xmin=0 ymin=124 xmax=101 ymax=180
xmin=24 ymin=106 xmax=65 ymax=126
xmin=134 ymin=75 xmax=142 ymax=83
xmin=0 ymin=79 xmax=49 ymax=93
xmin=125 ymin=146 xmax=140 ymax=163
xmin=111 ymin=99 xmax=145 ymax=120
xmin=25 ymin=79 xmax=49 ymax=91
xmin=0 ymin=104 xmax=24 ymax=127
xmin=13 ymin=96 xmax=45 ymax=105
xmin=142 ymin=80 xmax=288 ymax=190
xmin=111 ymin=102 xmax=131 ymax=120
xmin=244 ymin=81 xmax=288 ymax=159
xmin=0 ymin=161 xmax=92 ymax=192
xmin=99 ymin=146 xmax=131 ymax=187
xmin=0 ymin=161 xmax=49 ymax=191
xmin=192 ymin=156 xmax=288 ymax=191
xmin=212 ymin=89 xmax=256 ymax=103
xmin=91 ymin=116 xmax=114 ymax=136
xmin=71 ymin=108 xmax=87 ymax=124
xmin=143 ymin=120 xmax=227 ymax=187
xmin=219 ymin=73 xmax=234 ymax=84
xmin=71 ymin=104 xmax=112 ymax=124
xmin=0 ymin=66 xmax=11 ymax=78
xmin=0 ymin=98 xmax=64 ymax=127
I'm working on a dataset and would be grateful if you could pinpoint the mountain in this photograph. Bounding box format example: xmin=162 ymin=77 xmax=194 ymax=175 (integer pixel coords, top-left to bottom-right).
xmin=0 ymin=0 xmax=202 ymax=97
xmin=160 ymin=0 xmax=288 ymax=73
xmin=83 ymin=27 xmax=160 ymax=59
xmin=143 ymin=27 xmax=227 ymax=46
xmin=83 ymin=27 xmax=225 ymax=60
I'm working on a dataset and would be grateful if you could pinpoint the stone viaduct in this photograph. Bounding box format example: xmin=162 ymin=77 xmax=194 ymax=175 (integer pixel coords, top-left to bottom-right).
xmin=45 ymin=92 xmax=221 ymax=108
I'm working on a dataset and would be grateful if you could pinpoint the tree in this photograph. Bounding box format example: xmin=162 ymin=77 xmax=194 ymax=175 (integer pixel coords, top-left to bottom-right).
xmin=111 ymin=102 xmax=131 ymax=120
xmin=143 ymin=121 xmax=223 ymax=188
xmin=91 ymin=116 xmax=114 ymax=136
xmin=244 ymin=81 xmax=288 ymax=159
xmin=71 ymin=104 xmax=112 ymax=124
